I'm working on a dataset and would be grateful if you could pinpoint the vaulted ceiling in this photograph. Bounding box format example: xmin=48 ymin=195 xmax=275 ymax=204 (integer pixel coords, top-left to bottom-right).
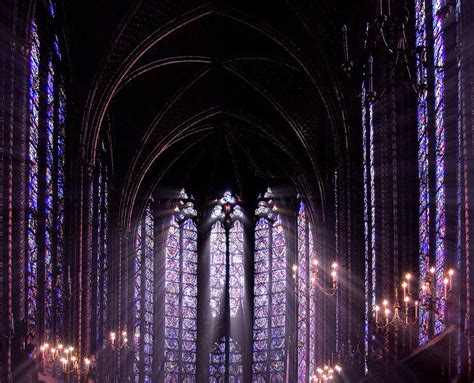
xmin=65 ymin=0 xmax=365 ymax=227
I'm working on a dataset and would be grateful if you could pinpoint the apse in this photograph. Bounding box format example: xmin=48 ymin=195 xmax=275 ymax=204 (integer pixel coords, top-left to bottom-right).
xmin=1 ymin=0 xmax=474 ymax=382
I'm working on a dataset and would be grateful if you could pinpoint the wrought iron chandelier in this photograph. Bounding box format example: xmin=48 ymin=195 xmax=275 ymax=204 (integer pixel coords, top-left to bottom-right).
xmin=373 ymin=268 xmax=454 ymax=330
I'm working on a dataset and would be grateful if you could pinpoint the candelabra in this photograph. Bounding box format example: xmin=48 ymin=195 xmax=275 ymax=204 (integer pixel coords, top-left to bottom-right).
xmin=292 ymin=260 xmax=338 ymax=296
xmin=340 ymin=1 xmax=453 ymax=103
xmin=109 ymin=329 xmax=140 ymax=351
xmin=373 ymin=268 xmax=454 ymax=330
xmin=310 ymin=364 xmax=342 ymax=382
xmin=39 ymin=341 xmax=91 ymax=377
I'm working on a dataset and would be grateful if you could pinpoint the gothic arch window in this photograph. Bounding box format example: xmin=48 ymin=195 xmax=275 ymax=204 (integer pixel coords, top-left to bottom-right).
xmin=296 ymin=201 xmax=317 ymax=382
xmin=164 ymin=190 xmax=198 ymax=382
xmin=252 ymin=189 xmax=287 ymax=382
xmin=26 ymin=2 xmax=67 ymax=344
xmin=209 ymin=192 xmax=245 ymax=319
xmin=134 ymin=200 xmax=155 ymax=382
xmin=208 ymin=191 xmax=244 ymax=382
xmin=415 ymin=0 xmax=447 ymax=343
xmin=431 ymin=0 xmax=447 ymax=337
xmin=27 ymin=17 xmax=41 ymax=343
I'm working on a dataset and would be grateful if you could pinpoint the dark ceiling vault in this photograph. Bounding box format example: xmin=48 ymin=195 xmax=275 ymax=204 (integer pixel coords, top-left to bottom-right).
xmin=66 ymin=0 xmax=358 ymax=229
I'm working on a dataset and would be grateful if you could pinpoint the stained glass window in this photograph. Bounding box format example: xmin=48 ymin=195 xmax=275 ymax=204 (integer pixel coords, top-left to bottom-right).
xmin=297 ymin=201 xmax=317 ymax=382
xmin=164 ymin=190 xmax=198 ymax=382
xmin=54 ymin=76 xmax=66 ymax=342
xmin=45 ymin=58 xmax=55 ymax=340
xmin=415 ymin=0 xmax=447 ymax=343
xmin=27 ymin=19 xmax=40 ymax=342
xmin=229 ymin=220 xmax=244 ymax=318
xmin=210 ymin=221 xmax=226 ymax=319
xmin=432 ymin=0 xmax=446 ymax=336
xmin=210 ymin=191 xmax=244 ymax=318
xmin=209 ymin=191 xmax=245 ymax=382
xmin=27 ymin=17 xmax=66 ymax=343
xmin=416 ymin=0 xmax=431 ymax=344
xmin=252 ymin=189 xmax=287 ymax=382
xmin=209 ymin=337 xmax=243 ymax=383
xmin=134 ymin=201 xmax=155 ymax=382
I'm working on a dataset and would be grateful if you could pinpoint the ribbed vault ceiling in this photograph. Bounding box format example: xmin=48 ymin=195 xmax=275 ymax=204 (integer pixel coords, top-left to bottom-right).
xmin=67 ymin=0 xmax=360 ymax=227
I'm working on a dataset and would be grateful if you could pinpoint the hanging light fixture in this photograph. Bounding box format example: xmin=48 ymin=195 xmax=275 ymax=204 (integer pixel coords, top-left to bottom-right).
xmin=292 ymin=260 xmax=338 ymax=296
xmin=373 ymin=268 xmax=454 ymax=329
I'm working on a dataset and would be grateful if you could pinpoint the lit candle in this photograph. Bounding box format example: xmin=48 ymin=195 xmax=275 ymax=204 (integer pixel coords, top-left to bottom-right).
xmin=61 ymin=357 xmax=67 ymax=371
xmin=384 ymin=308 xmax=390 ymax=324
xmin=71 ymin=355 xmax=78 ymax=370
xmin=404 ymin=296 xmax=410 ymax=323
xmin=40 ymin=345 xmax=46 ymax=371
xmin=443 ymin=278 xmax=449 ymax=298
xmin=110 ymin=331 xmax=116 ymax=346
xmin=84 ymin=357 xmax=91 ymax=372
xmin=405 ymin=273 xmax=412 ymax=295
xmin=448 ymin=269 xmax=454 ymax=290
xmin=375 ymin=305 xmax=380 ymax=323
xmin=402 ymin=281 xmax=407 ymax=299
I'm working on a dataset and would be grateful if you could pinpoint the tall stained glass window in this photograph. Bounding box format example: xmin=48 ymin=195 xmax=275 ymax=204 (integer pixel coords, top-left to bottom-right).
xmin=27 ymin=19 xmax=41 ymax=342
xmin=296 ymin=201 xmax=317 ymax=382
xmin=134 ymin=200 xmax=155 ymax=382
xmin=416 ymin=0 xmax=431 ymax=344
xmin=252 ymin=189 xmax=287 ymax=382
xmin=164 ymin=190 xmax=198 ymax=382
xmin=209 ymin=192 xmax=244 ymax=382
xmin=54 ymin=66 xmax=66 ymax=343
xmin=27 ymin=11 xmax=67 ymax=343
xmin=432 ymin=0 xmax=446 ymax=336
xmin=415 ymin=0 xmax=447 ymax=343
